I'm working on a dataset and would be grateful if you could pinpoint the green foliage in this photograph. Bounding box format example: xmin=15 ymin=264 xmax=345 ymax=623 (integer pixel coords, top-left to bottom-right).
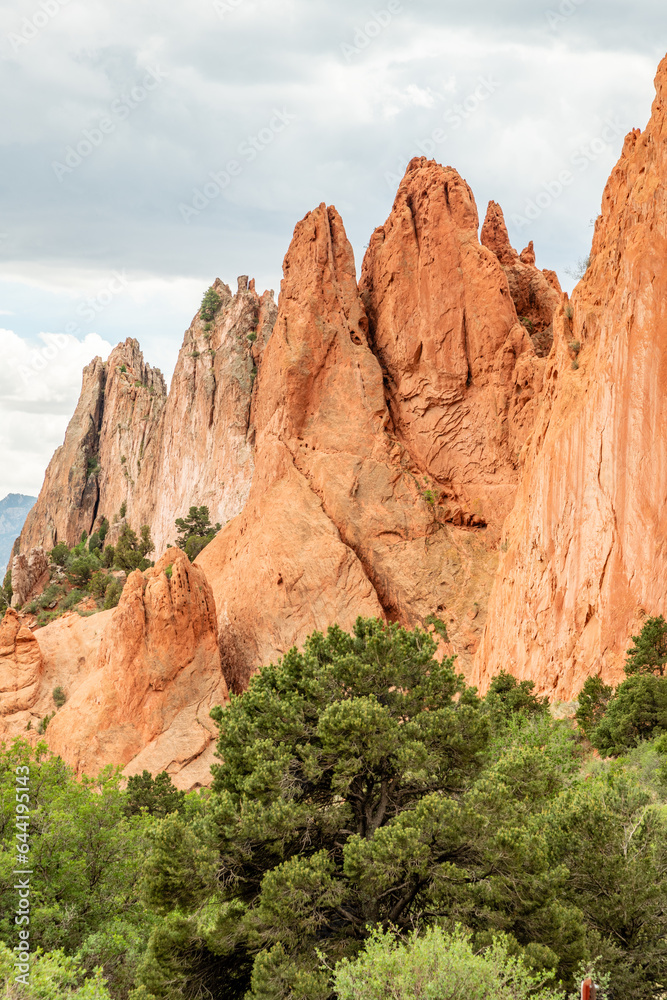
xmin=88 ymin=532 xmax=102 ymax=553
xmin=0 ymin=740 xmax=156 ymax=995
xmin=53 ymin=686 xmax=66 ymax=708
xmin=114 ymin=525 xmax=153 ymax=573
xmin=200 ymin=287 xmax=222 ymax=322
xmin=519 ymin=316 xmax=534 ymax=332
xmin=568 ymin=340 xmax=581 ymax=355
xmin=50 ymin=541 xmax=71 ymax=566
xmin=98 ymin=518 xmax=110 ymax=544
xmin=119 ymin=502 xmax=127 ymax=519
xmin=424 ymin=613 xmax=448 ymax=642
xmin=545 ymin=765 xmax=667 ymax=999
xmin=124 ymin=771 xmax=186 ymax=819
xmin=484 ymin=670 xmax=549 ymax=724
xmin=67 ymin=553 xmax=100 ymax=588
xmin=141 ymin=619 xmax=590 ymax=998
xmin=591 ymin=674 xmax=667 ymax=754
xmin=624 ymin=615 xmax=667 ymax=676
xmin=102 ymin=545 xmax=115 ymax=569
xmin=575 ymin=676 xmax=613 ymax=737
xmin=120 ymin=364 xmax=127 ymax=373
xmin=61 ymin=588 xmax=89 ymax=611
xmin=0 ymin=569 xmax=11 ymax=614
xmin=164 ymin=564 xmax=172 ymax=580
xmin=174 ymin=506 xmax=221 ymax=561
xmin=103 ymin=580 xmax=123 ymax=610
xmin=86 ymin=456 xmax=101 ymax=479
xmin=90 ymin=570 xmax=111 ymax=600
xmin=332 ymin=926 xmax=564 ymax=1000
xmin=564 ymin=304 xmax=574 ymax=320
xmin=38 ymin=712 xmax=55 ymax=733
xmin=247 ymin=331 xmax=257 ymax=343
xmin=0 ymin=941 xmax=113 ymax=998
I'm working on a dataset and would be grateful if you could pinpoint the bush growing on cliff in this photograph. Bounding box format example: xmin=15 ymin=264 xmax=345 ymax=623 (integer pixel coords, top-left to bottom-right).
xmin=50 ymin=541 xmax=70 ymax=566
xmin=103 ymin=580 xmax=123 ymax=610
xmin=200 ymin=287 xmax=222 ymax=322
xmin=174 ymin=505 xmax=221 ymax=560
xmin=113 ymin=524 xmax=153 ymax=573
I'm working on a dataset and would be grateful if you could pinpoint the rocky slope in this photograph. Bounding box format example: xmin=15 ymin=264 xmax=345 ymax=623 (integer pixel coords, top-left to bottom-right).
xmin=472 ymin=54 xmax=667 ymax=700
xmin=0 ymin=550 xmax=227 ymax=789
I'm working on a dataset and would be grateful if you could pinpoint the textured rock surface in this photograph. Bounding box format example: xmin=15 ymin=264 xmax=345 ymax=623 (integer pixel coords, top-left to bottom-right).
xmin=10 ymin=547 xmax=50 ymax=608
xmin=46 ymin=549 xmax=228 ymax=788
xmin=473 ymin=55 xmax=667 ymax=700
xmin=138 ymin=277 xmax=277 ymax=556
xmin=480 ymin=201 xmax=560 ymax=358
xmin=0 ymin=609 xmax=43 ymax=717
xmin=360 ymin=159 xmax=544 ymax=531
xmin=18 ymin=339 xmax=166 ymax=554
xmin=198 ymin=194 xmax=514 ymax=691
xmin=17 ymin=281 xmax=277 ymax=562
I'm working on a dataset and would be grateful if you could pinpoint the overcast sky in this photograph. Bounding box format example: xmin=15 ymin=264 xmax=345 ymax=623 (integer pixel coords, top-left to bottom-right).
xmin=0 ymin=0 xmax=665 ymax=498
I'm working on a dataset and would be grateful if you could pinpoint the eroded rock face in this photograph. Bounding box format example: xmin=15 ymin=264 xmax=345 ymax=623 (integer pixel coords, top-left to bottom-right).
xmin=0 ymin=609 xmax=43 ymax=716
xmin=10 ymin=547 xmax=50 ymax=608
xmin=360 ymin=159 xmax=544 ymax=530
xmin=480 ymin=201 xmax=560 ymax=358
xmin=46 ymin=549 xmax=228 ymax=789
xmin=473 ymin=55 xmax=667 ymax=700
xmin=18 ymin=339 xmax=166 ymax=555
xmin=17 ymin=282 xmax=277 ymax=563
xmin=198 ymin=196 xmax=513 ymax=690
xmin=138 ymin=277 xmax=277 ymax=556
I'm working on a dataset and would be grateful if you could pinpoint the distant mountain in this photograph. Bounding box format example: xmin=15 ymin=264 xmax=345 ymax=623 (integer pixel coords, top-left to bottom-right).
xmin=0 ymin=494 xmax=37 ymax=579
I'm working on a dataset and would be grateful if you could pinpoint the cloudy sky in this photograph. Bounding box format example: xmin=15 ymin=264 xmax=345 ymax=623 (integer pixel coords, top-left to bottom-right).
xmin=0 ymin=0 xmax=664 ymax=499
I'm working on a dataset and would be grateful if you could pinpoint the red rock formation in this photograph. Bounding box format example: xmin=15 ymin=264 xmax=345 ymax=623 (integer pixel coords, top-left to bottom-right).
xmin=46 ymin=549 xmax=228 ymax=788
xmin=0 ymin=609 xmax=42 ymax=717
xmin=198 ymin=194 xmax=514 ymax=690
xmin=138 ymin=277 xmax=277 ymax=556
xmin=480 ymin=201 xmax=560 ymax=358
xmin=18 ymin=339 xmax=166 ymax=554
xmin=10 ymin=547 xmax=50 ymax=608
xmin=473 ymin=55 xmax=667 ymax=700
xmin=17 ymin=281 xmax=277 ymax=562
xmin=360 ymin=159 xmax=544 ymax=530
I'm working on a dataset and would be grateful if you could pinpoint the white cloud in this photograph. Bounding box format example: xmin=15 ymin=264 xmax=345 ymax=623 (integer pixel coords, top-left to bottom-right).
xmin=0 ymin=330 xmax=113 ymax=497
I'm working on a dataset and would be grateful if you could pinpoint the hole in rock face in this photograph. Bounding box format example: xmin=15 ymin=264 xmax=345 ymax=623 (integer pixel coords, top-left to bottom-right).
xmin=350 ymin=331 xmax=362 ymax=346
xmin=277 ymin=575 xmax=283 ymax=586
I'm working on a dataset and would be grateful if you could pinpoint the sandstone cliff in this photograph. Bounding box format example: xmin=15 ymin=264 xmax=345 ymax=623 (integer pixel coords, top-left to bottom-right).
xmin=44 ymin=549 xmax=228 ymax=789
xmin=198 ymin=162 xmax=557 ymax=690
xmin=473 ymin=54 xmax=667 ymax=700
xmin=17 ymin=279 xmax=277 ymax=559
